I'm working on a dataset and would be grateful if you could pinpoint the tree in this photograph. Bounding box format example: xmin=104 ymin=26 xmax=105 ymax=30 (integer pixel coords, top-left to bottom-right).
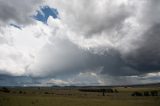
xmin=150 ymin=90 xmax=158 ymax=96
xmin=1 ymin=87 xmax=10 ymax=93
xmin=131 ymin=92 xmax=142 ymax=96
xmin=144 ymin=91 xmax=150 ymax=96
xmin=114 ymin=89 xmax=119 ymax=93
xmin=101 ymin=89 xmax=106 ymax=96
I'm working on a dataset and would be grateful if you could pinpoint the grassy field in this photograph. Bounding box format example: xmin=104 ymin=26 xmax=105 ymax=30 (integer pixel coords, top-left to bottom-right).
xmin=0 ymin=87 xmax=160 ymax=106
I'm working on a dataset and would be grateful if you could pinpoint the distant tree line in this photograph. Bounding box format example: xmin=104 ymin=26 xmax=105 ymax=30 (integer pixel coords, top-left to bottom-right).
xmin=131 ymin=90 xmax=159 ymax=96
xmin=79 ymin=88 xmax=118 ymax=96
xmin=79 ymin=88 xmax=117 ymax=93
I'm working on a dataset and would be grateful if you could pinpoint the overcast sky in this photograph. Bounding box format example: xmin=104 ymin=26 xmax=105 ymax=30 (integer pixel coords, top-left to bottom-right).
xmin=0 ymin=0 xmax=160 ymax=86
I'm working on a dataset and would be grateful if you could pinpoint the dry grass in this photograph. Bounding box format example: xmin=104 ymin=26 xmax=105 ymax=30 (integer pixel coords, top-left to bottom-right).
xmin=0 ymin=87 xmax=160 ymax=106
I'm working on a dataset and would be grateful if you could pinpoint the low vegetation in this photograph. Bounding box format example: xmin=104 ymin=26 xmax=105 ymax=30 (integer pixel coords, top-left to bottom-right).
xmin=0 ymin=86 xmax=160 ymax=106
xmin=131 ymin=90 xmax=159 ymax=96
xmin=0 ymin=87 xmax=10 ymax=93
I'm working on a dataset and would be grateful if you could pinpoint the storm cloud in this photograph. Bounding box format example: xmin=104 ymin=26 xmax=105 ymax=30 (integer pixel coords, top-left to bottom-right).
xmin=0 ymin=0 xmax=160 ymax=86
xmin=124 ymin=24 xmax=160 ymax=74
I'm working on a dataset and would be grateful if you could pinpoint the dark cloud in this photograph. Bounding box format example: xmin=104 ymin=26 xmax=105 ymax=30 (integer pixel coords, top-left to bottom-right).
xmin=28 ymin=22 xmax=160 ymax=77
xmin=0 ymin=0 xmax=43 ymax=26
xmin=27 ymin=38 xmax=139 ymax=77
xmin=0 ymin=75 xmax=33 ymax=86
xmin=124 ymin=24 xmax=160 ymax=74
xmin=0 ymin=74 xmax=102 ymax=86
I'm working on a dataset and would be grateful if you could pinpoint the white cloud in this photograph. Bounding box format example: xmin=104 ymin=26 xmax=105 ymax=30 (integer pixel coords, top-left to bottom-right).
xmin=0 ymin=21 xmax=52 ymax=76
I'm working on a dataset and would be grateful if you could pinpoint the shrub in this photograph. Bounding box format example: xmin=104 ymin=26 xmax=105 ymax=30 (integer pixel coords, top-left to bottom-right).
xmin=131 ymin=92 xmax=142 ymax=96
xmin=150 ymin=90 xmax=158 ymax=96
xmin=144 ymin=91 xmax=150 ymax=96
xmin=19 ymin=91 xmax=23 ymax=94
xmin=1 ymin=87 xmax=10 ymax=93
xmin=45 ymin=92 xmax=49 ymax=94
xmin=114 ymin=89 xmax=119 ymax=93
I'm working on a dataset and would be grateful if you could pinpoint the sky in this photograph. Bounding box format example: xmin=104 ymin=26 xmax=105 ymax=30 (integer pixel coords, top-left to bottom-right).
xmin=0 ymin=0 xmax=160 ymax=86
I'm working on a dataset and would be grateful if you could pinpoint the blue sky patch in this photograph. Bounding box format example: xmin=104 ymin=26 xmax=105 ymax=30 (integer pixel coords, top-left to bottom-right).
xmin=34 ymin=6 xmax=59 ymax=24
